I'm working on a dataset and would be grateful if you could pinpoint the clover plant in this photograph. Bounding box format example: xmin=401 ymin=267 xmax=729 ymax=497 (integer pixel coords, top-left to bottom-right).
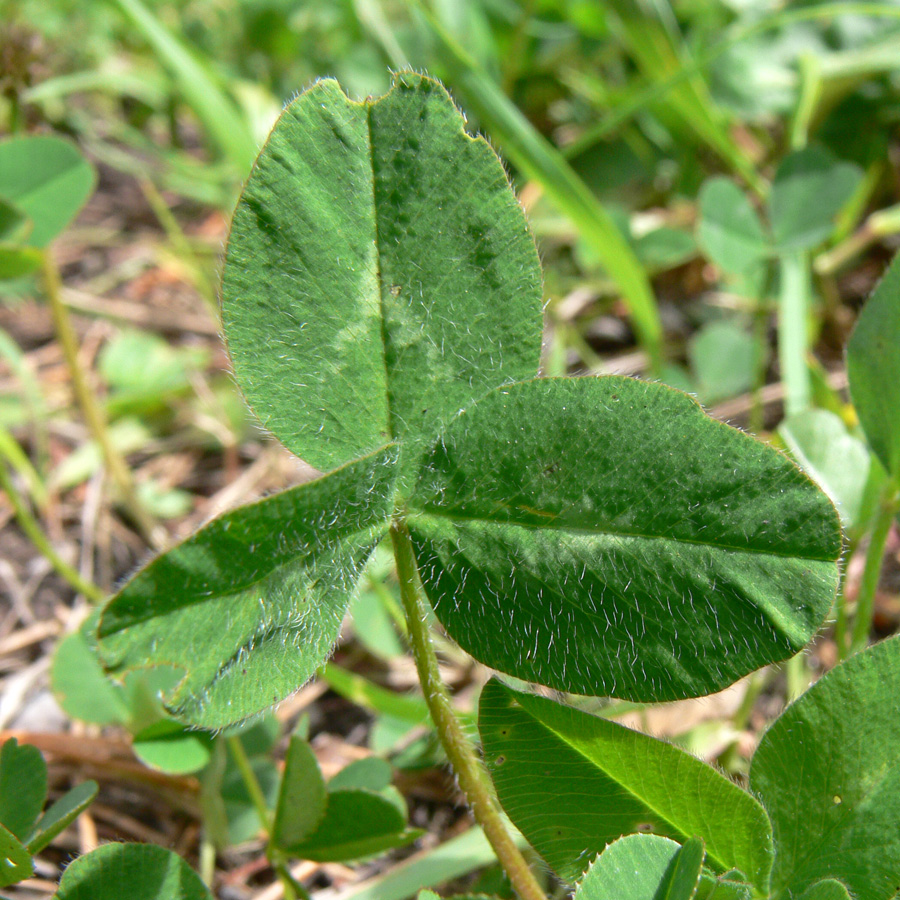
xmin=89 ymin=73 xmax=900 ymax=898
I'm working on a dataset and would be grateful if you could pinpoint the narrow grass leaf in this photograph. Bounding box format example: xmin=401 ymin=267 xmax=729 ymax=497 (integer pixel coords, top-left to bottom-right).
xmin=55 ymin=842 xmax=213 ymax=900
xmin=273 ymin=735 xmax=327 ymax=850
xmin=340 ymin=825 xmax=517 ymax=900
xmin=697 ymin=178 xmax=768 ymax=276
xmin=107 ymin=0 xmax=257 ymax=173
xmin=574 ymin=834 xmax=703 ymax=900
xmin=0 ymin=136 xmax=95 ymax=247
xmin=97 ymin=445 xmax=398 ymax=728
xmin=223 ymin=72 xmax=542 ymax=475
xmin=846 ymin=253 xmax=900 ymax=479
xmin=0 ymin=739 xmax=47 ymax=841
xmin=409 ymin=377 xmax=841 ymax=702
xmin=769 ymin=147 xmax=862 ymax=252
xmin=750 ymin=634 xmax=900 ymax=900
xmin=479 ymin=681 xmax=772 ymax=886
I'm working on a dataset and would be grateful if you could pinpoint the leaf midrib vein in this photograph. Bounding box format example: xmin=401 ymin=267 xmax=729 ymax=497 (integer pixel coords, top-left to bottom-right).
xmin=365 ymin=101 xmax=396 ymax=444
xmin=408 ymin=507 xmax=836 ymax=563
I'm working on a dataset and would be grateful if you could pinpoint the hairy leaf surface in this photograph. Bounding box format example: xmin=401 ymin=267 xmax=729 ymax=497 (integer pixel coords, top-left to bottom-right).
xmin=223 ymin=72 xmax=542 ymax=474
xmin=55 ymin=842 xmax=213 ymax=900
xmin=479 ymin=681 xmax=772 ymax=885
xmin=98 ymin=446 xmax=398 ymax=727
xmin=750 ymin=634 xmax=900 ymax=900
xmin=409 ymin=377 xmax=841 ymax=701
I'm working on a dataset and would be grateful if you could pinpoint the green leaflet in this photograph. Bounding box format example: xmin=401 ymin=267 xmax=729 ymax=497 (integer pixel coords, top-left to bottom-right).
xmin=750 ymin=634 xmax=900 ymax=900
xmin=479 ymin=681 xmax=772 ymax=886
xmin=779 ymin=409 xmax=872 ymax=529
xmin=798 ymin=881 xmax=853 ymax=900
xmin=0 ymin=739 xmax=46 ymax=841
xmin=281 ymin=790 xmax=420 ymax=861
xmin=696 ymin=177 xmax=768 ymax=277
xmin=574 ymin=835 xmax=704 ymax=900
xmin=272 ymin=735 xmax=327 ymax=848
xmin=222 ymin=72 xmax=542 ymax=475
xmin=409 ymin=377 xmax=841 ymax=702
xmin=0 ymin=823 xmax=32 ymax=888
xmin=24 ymin=780 xmax=98 ymax=856
xmin=97 ymin=445 xmax=399 ymax=728
xmin=847 ymin=253 xmax=900 ymax=479
xmin=54 ymin=843 xmax=213 ymax=900
xmin=769 ymin=147 xmax=862 ymax=253
xmin=0 ymin=135 xmax=96 ymax=248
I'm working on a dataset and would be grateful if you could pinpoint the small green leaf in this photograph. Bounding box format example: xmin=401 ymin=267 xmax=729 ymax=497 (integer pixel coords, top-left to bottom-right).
xmin=24 ymin=780 xmax=98 ymax=855
xmin=283 ymin=789 xmax=420 ymax=861
xmin=574 ymin=835 xmax=703 ymax=900
xmin=0 ymin=136 xmax=96 ymax=247
xmin=688 ymin=320 xmax=763 ymax=405
xmin=0 ymin=823 xmax=32 ymax=888
xmin=222 ymin=72 xmax=542 ymax=474
xmin=132 ymin=720 xmax=213 ymax=775
xmin=272 ymin=735 xmax=327 ymax=850
xmin=0 ymin=739 xmax=47 ymax=841
xmin=97 ymin=445 xmax=399 ymax=728
xmin=0 ymin=244 xmax=42 ymax=279
xmin=52 ymin=621 xmax=131 ymax=727
xmin=328 ymin=756 xmax=392 ymax=793
xmin=479 ymin=681 xmax=772 ymax=885
xmin=55 ymin=842 xmax=213 ymax=900
xmin=779 ymin=409 xmax=872 ymax=528
xmin=697 ymin=178 xmax=768 ymax=276
xmin=409 ymin=377 xmax=841 ymax=702
xmin=847 ymin=254 xmax=900 ymax=479
xmin=769 ymin=147 xmax=862 ymax=252
xmin=799 ymin=880 xmax=853 ymax=900
xmin=694 ymin=871 xmax=753 ymax=900
xmin=750 ymin=634 xmax=900 ymax=900
xmin=0 ymin=198 xmax=30 ymax=243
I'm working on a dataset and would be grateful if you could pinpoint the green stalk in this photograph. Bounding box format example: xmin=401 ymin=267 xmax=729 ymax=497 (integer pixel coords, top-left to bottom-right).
xmin=390 ymin=522 xmax=547 ymax=900
xmin=42 ymin=253 xmax=163 ymax=548
xmin=227 ymin=735 xmax=305 ymax=900
xmin=0 ymin=460 xmax=105 ymax=602
xmin=226 ymin=736 xmax=271 ymax=831
xmin=778 ymin=251 xmax=812 ymax=418
xmin=849 ymin=483 xmax=899 ymax=654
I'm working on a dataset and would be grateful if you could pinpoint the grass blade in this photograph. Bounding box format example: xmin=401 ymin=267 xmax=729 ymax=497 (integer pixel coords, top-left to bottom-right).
xmin=106 ymin=0 xmax=257 ymax=174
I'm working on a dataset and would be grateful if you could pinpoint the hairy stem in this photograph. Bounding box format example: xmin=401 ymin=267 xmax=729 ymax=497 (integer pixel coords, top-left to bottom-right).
xmin=390 ymin=521 xmax=547 ymax=900
xmin=42 ymin=252 xmax=163 ymax=548
xmin=0 ymin=459 xmax=105 ymax=603
xmin=849 ymin=483 xmax=899 ymax=654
